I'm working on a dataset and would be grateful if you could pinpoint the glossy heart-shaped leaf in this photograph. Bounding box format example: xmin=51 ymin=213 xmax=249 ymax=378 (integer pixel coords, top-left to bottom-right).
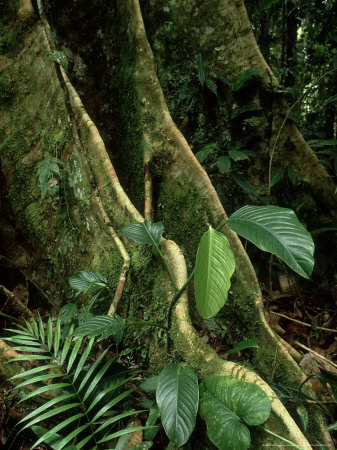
xmin=227 ymin=205 xmax=314 ymax=278
xmin=199 ymin=375 xmax=271 ymax=450
xmin=194 ymin=227 xmax=235 ymax=318
xmin=122 ymin=220 xmax=164 ymax=246
xmin=156 ymin=364 xmax=199 ymax=447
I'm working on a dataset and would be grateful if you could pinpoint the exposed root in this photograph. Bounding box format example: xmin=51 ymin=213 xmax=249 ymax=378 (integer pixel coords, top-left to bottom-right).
xmin=59 ymin=66 xmax=143 ymax=224
xmin=163 ymin=239 xmax=312 ymax=449
xmin=2 ymin=1 xmax=331 ymax=446
xmin=95 ymin=194 xmax=130 ymax=316
xmin=144 ymin=161 xmax=153 ymax=222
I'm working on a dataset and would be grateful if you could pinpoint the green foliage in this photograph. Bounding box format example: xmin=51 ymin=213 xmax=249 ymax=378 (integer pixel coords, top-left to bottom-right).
xmin=213 ymin=67 xmax=263 ymax=92
xmin=231 ymin=173 xmax=262 ymax=198
xmin=69 ymin=271 xmax=111 ymax=309
xmin=231 ymin=68 xmax=263 ymax=92
xmin=46 ymin=50 xmax=69 ymax=70
xmin=195 ymin=142 xmax=219 ymax=163
xmin=287 ymin=166 xmax=297 ymax=186
xmin=36 ymin=157 xmax=64 ymax=199
xmin=59 ymin=303 xmax=93 ymax=339
xmin=0 ymin=74 xmax=15 ymax=102
xmin=194 ymin=227 xmax=235 ymax=318
xmin=217 ymin=156 xmax=231 ymax=173
xmin=270 ymin=168 xmax=286 ymax=187
xmin=73 ymin=315 xmax=125 ymax=343
xmin=199 ymin=375 xmax=271 ymax=450
xmin=309 ymin=139 xmax=337 ymax=179
xmin=227 ymin=205 xmax=315 ymax=279
xmin=156 ymin=363 xmax=199 ymax=447
xmin=254 ymin=0 xmax=280 ymax=16
xmin=197 ymin=54 xmax=206 ymax=88
xmin=4 ymin=316 xmax=150 ymax=449
xmin=227 ymin=338 xmax=259 ymax=355
xmin=122 ymin=220 xmax=164 ymax=245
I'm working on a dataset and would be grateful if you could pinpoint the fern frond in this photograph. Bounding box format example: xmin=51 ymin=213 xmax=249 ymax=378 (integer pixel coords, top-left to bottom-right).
xmin=73 ymin=337 xmax=94 ymax=382
xmin=19 ymin=382 xmax=72 ymax=403
xmin=32 ymin=413 xmax=86 ymax=448
xmin=97 ymin=426 xmax=150 ymax=445
xmin=37 ymin=311 xmax=45 ymax=344
xmin=47 ymin=315 xmax=53 ymax=351
xmin=54 ymin=316 xmax=61 ymax=357
xmin=5 ymin=316 xmax=150 ymax=450
xmin=86 ymin=376 xmax=134 ymax=414
xmin=60 ymin=324 xmax=75 ymax=365
xmin=18 ymin=393 xmax=76 ymax=425
xmin=21 ymin=402 xmax=82 ymax=431
xmin=53 ymin=423 xmax=92 ymax=450
xmin=10 ymin=364 xmax=59 ymax=379
xmin=67 ymin=336 xmax=83 ymax=373
xmin=93 ymin=410 xmax=145 ymax=435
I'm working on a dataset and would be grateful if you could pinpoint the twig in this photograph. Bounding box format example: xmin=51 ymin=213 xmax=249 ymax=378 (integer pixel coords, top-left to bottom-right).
xmin=95 ymin=194 xmax=130 ymax=316
xmin=0 ymin=285 xmax=34 ymax=318
xmin=269 ymin=311 xmax=337 ymax=333
xmin=294 ymin=341 xmax=337 ymax=371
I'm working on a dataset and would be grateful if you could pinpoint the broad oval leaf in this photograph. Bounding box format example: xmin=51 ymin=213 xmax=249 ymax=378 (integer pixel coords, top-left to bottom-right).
xmin=270 ymin=168 xmax=286 ymax=187
xmin=227 ymin=338 xmax=259 ymax=355
xmin=199 ymin=375 xmax=271 ymax=450
xmin=227 ymin=205 xmax=314 ymax=278
xmin=122 ymin=220 xmax=164 ymax=245
xmin=194 ymin=227 xmax=235 ymax=318
xmin=73 ymin=315 xmax=125 ymax=343
xmin=217 ymin=156 xmax=231 ymax=173
xmin=156 ymin=363 xmax=199 ymax=447
xmin=69 ymin=271 xmax=108 ymax=293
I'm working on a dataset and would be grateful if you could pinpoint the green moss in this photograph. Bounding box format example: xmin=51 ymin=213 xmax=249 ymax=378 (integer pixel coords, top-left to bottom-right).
xmin=0 ymin=73 xmax=15 ymax=102
xmin=158 ymin=173 xmax=213 ymax=264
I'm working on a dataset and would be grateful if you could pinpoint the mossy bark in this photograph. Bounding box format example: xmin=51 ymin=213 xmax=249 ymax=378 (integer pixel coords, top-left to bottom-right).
xmin=0 ymin=1 xmax=334 ymax=448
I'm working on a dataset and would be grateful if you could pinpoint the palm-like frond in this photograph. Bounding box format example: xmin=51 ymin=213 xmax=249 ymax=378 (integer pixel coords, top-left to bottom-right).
xmin=4 ymin=316 xmax=149 ymax=449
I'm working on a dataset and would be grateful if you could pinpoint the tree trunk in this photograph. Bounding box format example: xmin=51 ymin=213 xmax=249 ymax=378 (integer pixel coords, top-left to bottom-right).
xmin=0 ymin=0 xmax=335 ymax=448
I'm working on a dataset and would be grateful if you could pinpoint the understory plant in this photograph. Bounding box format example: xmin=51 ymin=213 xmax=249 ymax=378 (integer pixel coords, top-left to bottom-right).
xmin=3 ymin=204 xmax=315 ymax=449
xmin=3 ymin=315 xmax=151 ymax=449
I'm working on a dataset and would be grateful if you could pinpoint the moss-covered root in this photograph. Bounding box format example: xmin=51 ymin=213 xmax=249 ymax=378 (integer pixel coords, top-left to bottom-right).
xmin=95 ymin=195 xmax=130 ymax=316
xmin=162 ymin=239 xmax=311 ymax=449
xmin=17 ymin=0 xmax=34 ymax=21
xmin=122 ymin=0 xmax=308 ymax=381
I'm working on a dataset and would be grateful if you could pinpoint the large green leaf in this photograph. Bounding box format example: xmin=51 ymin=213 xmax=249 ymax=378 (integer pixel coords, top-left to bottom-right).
xmin=194 ymin=227 xmax=235 ymax=318
xmin=122 ymin=220 xmax=164 ymax=245
xmin=227 ymin=205 xmax=314 ymax=278
xmin=199 ymin=375 xmax=271 ymax=450
xmin=73 ymin=315 xmax=125 ymax=343
xmin=69 ymin=271 xmax=108 ymax=293
xmin=156 ymin=364 xmax=199 ymax=447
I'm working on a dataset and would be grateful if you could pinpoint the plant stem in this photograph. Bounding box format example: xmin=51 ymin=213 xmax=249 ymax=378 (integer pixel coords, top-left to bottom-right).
xmin=215 ymin=219 xmax=227 ymax=231
xmin=156 ymin=245 xmax=179 ymax=294
xmin=127 ymin=321 xmax=169 ymax=331
xmin=256 ymin=425 xmax=303 ymax=450
xmin=167 ymin=268 xmax=195 ymax=331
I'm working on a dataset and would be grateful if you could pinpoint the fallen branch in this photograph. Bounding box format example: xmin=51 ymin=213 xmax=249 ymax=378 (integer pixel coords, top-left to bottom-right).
xmin=270 ymin=311 xmax=337 ymax=333
xmin=294 ymin=341 xmax=337 ymax=371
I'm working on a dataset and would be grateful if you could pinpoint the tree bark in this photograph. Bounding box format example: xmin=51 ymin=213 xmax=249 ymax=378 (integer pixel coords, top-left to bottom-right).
xmin=0 ymin=0 xmax=335 ymax=447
